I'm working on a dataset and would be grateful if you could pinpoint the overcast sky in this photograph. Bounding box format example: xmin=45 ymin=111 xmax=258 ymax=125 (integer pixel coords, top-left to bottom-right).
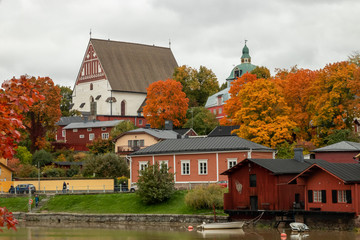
xmin=1 ymin=0 xmax=359 ymax=88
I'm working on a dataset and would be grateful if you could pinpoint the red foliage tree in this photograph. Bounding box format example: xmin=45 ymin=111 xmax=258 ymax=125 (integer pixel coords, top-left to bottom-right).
xmin=0 ymin=76 xmax=44 ymax=159
xmin=0 ymin=207 xmax=18 ymax=231
xmin=143 ymin=79 xmax=189 ymax=128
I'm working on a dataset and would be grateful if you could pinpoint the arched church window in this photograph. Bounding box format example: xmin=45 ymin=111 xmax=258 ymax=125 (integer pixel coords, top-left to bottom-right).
xmin=121 ymin=100 xmax=126 ymax=116
xmin=234 ymin=69 xmax=240 ymax=78
xmin=90 ymin=96 xmax=94 ymax=102
xmin=90 ymin=83 xmax=93 ymax=90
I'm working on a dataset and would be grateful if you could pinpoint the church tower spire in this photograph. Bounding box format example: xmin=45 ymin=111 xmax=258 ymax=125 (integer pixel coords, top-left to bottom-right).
xmin=241 ymin=40 xmax=251 ymax=63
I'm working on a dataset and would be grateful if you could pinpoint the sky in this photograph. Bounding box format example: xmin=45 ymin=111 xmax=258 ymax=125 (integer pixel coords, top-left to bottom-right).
xmin=1 ymin=0 xmax=359 ymax=88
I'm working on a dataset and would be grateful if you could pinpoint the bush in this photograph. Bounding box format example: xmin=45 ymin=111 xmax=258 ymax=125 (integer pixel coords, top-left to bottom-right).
xmin=137 ymin=162 xmax=175 ymax=204
xmin=15 ymin=146 xmax=32 ymax=164
xmin=42 ymin=165 xmax=65 ymax=177
xmin=185 ymin=184 xmax=226 ymax=210
xmin=82 ymin=153 xmax=129 ymax=178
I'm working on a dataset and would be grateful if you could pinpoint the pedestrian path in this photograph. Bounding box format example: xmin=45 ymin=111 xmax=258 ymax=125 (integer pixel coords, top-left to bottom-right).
xmin=32 ymin=194 xmax=53 ymax=213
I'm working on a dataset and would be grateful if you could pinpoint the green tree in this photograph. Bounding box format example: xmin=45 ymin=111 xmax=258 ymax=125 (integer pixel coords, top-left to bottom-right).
xmin=82 ymin=153 xmax=129 ymax=178
xmin=173 ymin=65 xmax=220 ymax=107
xmin=251 ymin=66 xmax=271 ymax=79
xmin=59 ymin=86 xmax=80 ymax=117
xmin=32 ymin=149 xmax=53 ymax=167
xmin=183 ymin=107 xmax=218 ymax=135
xmin=137 ymin=162 xmax=175 ymax=204
xmin=348 ymin=51 xmax=360 ymax=66
xmin=42 ymin=164 xmax=65 ymax=177
xmin=324 ymin=129 xmax=360 ymax=146
xmin=15 ymin=146 xmax=32 ymax=165
xmin=110 ymin=121 xmax=137 ymax=139
xmin=87 ymin=138 xmax=114 ymax=155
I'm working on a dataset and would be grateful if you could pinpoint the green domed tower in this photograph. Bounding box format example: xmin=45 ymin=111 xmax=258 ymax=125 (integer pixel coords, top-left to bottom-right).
xmin=226 ymin=42 xmax=256 ymax=87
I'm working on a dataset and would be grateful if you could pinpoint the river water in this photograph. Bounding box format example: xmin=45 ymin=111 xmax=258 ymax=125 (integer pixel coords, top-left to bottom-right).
xmin=1 ymin=222 xmax=359 ymax=240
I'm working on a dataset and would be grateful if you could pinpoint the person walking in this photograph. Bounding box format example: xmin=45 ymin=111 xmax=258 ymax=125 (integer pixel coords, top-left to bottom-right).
xmin=63 ymin=181 xmax=66 ymax=193
xmin=35 ymin=195 xmax=39 ymax=208
xmin=67 ymin=183 xmax=70 ymax=193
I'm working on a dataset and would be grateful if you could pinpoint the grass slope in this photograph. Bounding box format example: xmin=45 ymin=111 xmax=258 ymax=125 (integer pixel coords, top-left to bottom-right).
xmin=41 ymin=191 xmax=221 ymax=215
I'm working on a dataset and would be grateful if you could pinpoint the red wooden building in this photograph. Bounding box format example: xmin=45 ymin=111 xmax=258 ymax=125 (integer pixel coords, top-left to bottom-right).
xmin=289 ymin=161 xmax=360 ymax=216
xmin=311 ymin=141 xmax=360 ymax=163
xmin=221 ymin=149 xmax=313 ymax=212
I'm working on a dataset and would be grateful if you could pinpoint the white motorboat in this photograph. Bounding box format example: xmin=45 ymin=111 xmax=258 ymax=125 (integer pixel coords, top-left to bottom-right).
xmin=290 ymin=222 xmax=310 ymax=232
xmin=197 ymin=221 xmax=244 ymax=230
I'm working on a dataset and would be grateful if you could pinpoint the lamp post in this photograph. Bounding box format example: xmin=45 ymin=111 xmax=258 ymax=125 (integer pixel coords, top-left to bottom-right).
xmin=37 ymin=161 xmax=40 ymax=191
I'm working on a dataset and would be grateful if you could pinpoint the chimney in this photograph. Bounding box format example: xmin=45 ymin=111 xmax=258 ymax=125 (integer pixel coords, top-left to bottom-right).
xmin=164 ymin=120 xmax=173 ymax=130
xmin=177 ymin=134 xmax=182 ymax=139
xmin=294 ymin=148 xmax=304 ymax=162
xmin=84 ymin=116 xmax=88 ymax=123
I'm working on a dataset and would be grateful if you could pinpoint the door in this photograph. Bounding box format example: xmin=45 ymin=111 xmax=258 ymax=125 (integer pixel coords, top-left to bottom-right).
xmin=250 ymin=196 xmax=258 ymax=210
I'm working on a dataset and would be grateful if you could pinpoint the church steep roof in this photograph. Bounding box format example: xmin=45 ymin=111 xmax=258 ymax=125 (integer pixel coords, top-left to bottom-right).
xmin=90 ymin=39 xmax=178 ymax=93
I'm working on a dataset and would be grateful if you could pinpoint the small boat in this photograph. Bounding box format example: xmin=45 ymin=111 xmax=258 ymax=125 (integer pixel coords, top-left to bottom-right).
xmin=198 ymin=229 xmax=245 ymax=237
xmin=197 ymin=221 xmax=244 ymax=230
xmin=290 ymin=222 xmax=309 ymax=232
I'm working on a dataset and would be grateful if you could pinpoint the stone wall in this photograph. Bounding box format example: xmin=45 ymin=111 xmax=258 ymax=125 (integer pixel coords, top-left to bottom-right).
xmin=19 ymin=213 xmax=228 ymax=224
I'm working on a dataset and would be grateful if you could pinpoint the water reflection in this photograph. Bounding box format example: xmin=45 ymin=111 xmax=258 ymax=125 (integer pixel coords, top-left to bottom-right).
xmin=0 ymin=222 xmax=359 ymax=240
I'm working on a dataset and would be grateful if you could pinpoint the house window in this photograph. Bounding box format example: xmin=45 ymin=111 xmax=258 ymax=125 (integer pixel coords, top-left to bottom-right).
xmin=79 ymin=135 xmax=84 ymax=139
xmin=102 ymin=133 xmax=109 ymax=139
xmin=121 ymin=100 xmax=126 ymax=116
xmin=139 ymin=161 xmax=148 ymax=175
xmin=139 ymin=119 xmax=143 ymax=125
xmin=159 ymin=160 xmax=168 ymax=171
xmin=219 ymin=108 xmax=222 ymax=114
xmin=227 ymin=158 xmax=237 ymax=169
xmin=332 ymin=190 xmax=352 ymax=203
xmin=87 ymin=128 xmax=92 ymax=132
xmin=198 ymin=160 xmax=208 ymax=175
xmin=101 ymin=127 xmax=107 ymax=131
xmin=62 ymin=130 xmax=66 ymax=137
xmin=181 ymin=160 xmax=190 ymax=175
xmin=128 ymin=140 xmax=145 ymax=148
xmin=73 ymin=129 xmax=78 ymax=132
xmin=213 ymin=109 xmax=217 ymax=114
xmin=309 ymin=190 xmax=326 ymax=203
xmin=250 ymin=174 xmax=256 ymax=187
xmin=89 ymin=133 xmax=95 ymax=141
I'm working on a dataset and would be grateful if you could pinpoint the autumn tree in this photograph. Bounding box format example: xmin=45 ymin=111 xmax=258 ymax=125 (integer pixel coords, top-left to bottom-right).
xmin=309 ymin=62 xmax=360 ymax=145
xmin=227 ymin=78 xmax=296 ymax=148
xmin=22 ymin=77 xmax=62 ymax=152
xmin=87 ymin=137 xmax=114 ymax=155
xmin=0 ymin=76 xmax=44 ymax=159
xmin=173 ymin=65 xmax=219 ymax=107
xmin=0 ymin=207 xmax=18 ymax=231
xmin=183 ymin=107 xmax=218 ymax=135
xmin=348 ymin=51 xmax=360 ymax=66
xmin=143 ymin=79 xmax=189 ymax=128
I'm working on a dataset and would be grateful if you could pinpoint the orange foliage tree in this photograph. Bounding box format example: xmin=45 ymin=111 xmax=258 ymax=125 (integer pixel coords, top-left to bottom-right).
xmin=308 ymin=62 xmax=360 ymax=144
xmin=143 ymin=79 xmax=189 ymax=128
xmin=0 ymin=76 xmax=44 ymax=159
xmin=23 ymin=77 xmax=62 ymax=152
xmin=276 ymin=69 xmax=318 ymax=141
xmin=224 ymin=78 xmax=296 ymax=148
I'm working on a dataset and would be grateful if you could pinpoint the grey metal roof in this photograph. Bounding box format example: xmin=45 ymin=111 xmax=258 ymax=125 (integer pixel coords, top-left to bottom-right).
xmin=130 ymin=136 xmax=274 ymax=156
xmin=221 ymin=158 xmax=325 ymax=175
xmin=313 ymin=141 xmax=360 ymax=152
xmin=89 ymin=39 xmax=178 ymax=93
xmin=208 ymin=125 xmax=240 ymax=137
xmin=63 ymin=120 xmax=121 ymax=129
xmin=127 ymin=128 xmax=180 ymax=139
xmin=56 ymin=116 xmax=83 ymax=126
xmin=310 ymin=161 xmax=360 ymax=182
xmin=205 ymin=87 xmax=231 ymax=108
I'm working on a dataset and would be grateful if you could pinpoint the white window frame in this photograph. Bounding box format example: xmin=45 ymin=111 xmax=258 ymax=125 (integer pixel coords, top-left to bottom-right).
xmin=159 ymin=160 xmax=169 ymax=171
xmin=79 ymin=134 xmax=84 ymax=139
xmin=139 ymin=119 xmax=143 ymax=125
xmin=102 ymin=133 xmax=109 ymax=139
xmin=73 ymin=129 xmax=78 ymax=132
xmin=338 ymin=190 xmax=347 ymax=203
xmin=227 ymin=158 xmax=237 ymax=169
xmin=62 ymin=130 xmax=66 ymax=138
xmin=198 ymin=159 xmax=208 ymax=175
xmin=87 ymin=128 xmax=92 ymax=132
xmin=139 ymin=161 xmax=148 ymax=175
xmin=181 ymin=160 xmax=190 ymax=175
xmin=89 ymin=133 xmax=95 ymax=141
xmin=313 ymin=190 xmax=322 ymax=203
